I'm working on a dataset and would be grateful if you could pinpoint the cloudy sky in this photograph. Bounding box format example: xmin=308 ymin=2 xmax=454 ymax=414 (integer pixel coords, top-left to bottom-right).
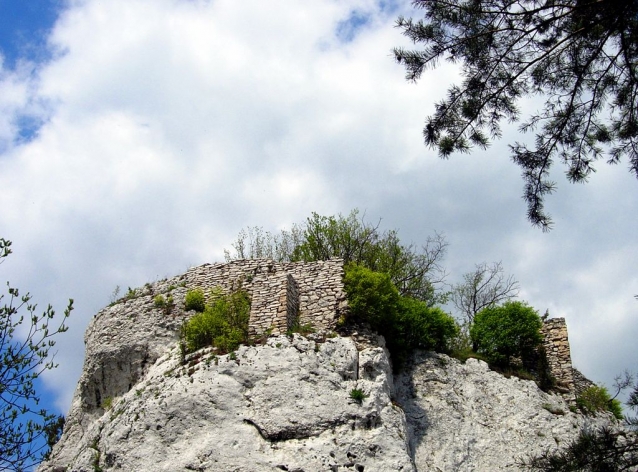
xmin=1 ymin=0 xmax=636 ymax=415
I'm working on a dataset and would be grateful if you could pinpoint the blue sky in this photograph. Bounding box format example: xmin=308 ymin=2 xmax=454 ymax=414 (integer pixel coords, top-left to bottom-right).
xmin=0 ymin=0 xmax=59 ymax=67
xmin=0 ymin=1 xmax=636 ymax=463
xmin=0 ymin=0 xmax=60 ymax=150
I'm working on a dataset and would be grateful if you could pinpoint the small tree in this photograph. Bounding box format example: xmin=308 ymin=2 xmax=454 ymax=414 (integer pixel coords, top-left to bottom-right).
xmin=0 ymin=238 xmax=73 ymax=471
xmin=223 ymin=225 xmax=304 ymax=263
xmin=470 ymin=300 xmax=542 ymax=368
xmin=451 ymin=261 xmax=520 ymax=324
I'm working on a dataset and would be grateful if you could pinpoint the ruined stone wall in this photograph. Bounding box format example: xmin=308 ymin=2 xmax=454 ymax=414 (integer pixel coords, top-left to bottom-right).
xmin=186 ymin=262 xmax=577 ymax=387
xmin=541 ymin=318 xmax=576 ymax=399
xmin=282 ymin=259 xmax=347 ymax=330
xmin=248 ymin=272 xmax=289 ymax=336
xmin=184 ymin=258 xmax=346 ymax=336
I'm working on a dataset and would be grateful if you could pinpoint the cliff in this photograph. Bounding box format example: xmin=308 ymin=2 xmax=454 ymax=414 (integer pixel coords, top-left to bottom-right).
xmin=40 ymin=260 xmax=617 ymax=472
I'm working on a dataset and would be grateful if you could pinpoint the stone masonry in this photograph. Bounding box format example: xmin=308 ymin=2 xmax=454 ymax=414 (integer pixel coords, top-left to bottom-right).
xmin=572 ymin=367 xmax=597 ymax=397
xmin=541 ymin=317 xmax=576 ymax=400
xmin=184 ymin=258 xmax=347 ymax=336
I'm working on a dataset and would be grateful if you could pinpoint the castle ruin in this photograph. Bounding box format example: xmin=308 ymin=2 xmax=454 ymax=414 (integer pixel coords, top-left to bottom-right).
xmin=183 ymin=258 xmax=348 ymax=336
xmin=185 ymin=259 xmax=580 ymax=398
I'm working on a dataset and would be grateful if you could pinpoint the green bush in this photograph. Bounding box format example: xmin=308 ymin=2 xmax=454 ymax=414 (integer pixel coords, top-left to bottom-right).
xmin=181 ymin=289 xmax=250 ymax=354
xmin=577 ymin=385 xmax=623 ymax=420
xmin=184 ymin=288 xmax=206 ymax=312
xmin=153 ymin=294 xmax=166 ymax=308
xmin=343 ymin=264 xmax=458 ymax=368
xmin=344 ymin=264 xmax=401 ymax=329
xmin=396 ymin=298 xmax=459 ymax=352
xmin=470 ymin=300 xmax=542 ymax=368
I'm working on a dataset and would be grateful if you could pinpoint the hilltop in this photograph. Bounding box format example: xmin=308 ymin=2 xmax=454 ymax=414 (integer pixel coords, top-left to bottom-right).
xmin=39 ymin=259 xmax=620 ymax=471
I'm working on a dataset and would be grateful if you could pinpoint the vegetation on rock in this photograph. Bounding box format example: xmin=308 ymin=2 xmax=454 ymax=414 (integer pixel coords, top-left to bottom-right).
xmin=470 ymin=300 xmax=543 ymax=368
xmin=523 ymin=426 xmax=638 ymax=471
xmin=343 ymin=264 xmax=458 ymax=368
xmin=181 ymin=288 xmax=250 ymax=354
xmin=184 ymin=289 xmax=205 ymax=313
xmin=349 ymin=388 xmax=368 ymax=404
xmin=525 ymin=372 xmax=638 ymax=470
xmin=577 ymin=385 xmax=624 ymax=420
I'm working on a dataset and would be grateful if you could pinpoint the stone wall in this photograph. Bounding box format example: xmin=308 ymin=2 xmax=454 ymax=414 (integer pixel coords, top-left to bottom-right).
xmin=541 ymin=318 xmax=576 ymax=399
xmin=248 ymin=271 xmax=289 ymax=336
xmin=184 ymin=258 xmax=347 ymax=336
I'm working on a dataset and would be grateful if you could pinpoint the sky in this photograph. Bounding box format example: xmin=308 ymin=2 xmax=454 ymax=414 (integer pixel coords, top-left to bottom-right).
xmin=0 ymin=0 xmax=636 ymax=418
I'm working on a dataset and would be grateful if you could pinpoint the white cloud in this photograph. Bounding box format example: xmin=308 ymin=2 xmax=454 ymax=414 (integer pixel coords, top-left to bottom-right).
xmin=0 ymin=0 xmax=636 ymax=413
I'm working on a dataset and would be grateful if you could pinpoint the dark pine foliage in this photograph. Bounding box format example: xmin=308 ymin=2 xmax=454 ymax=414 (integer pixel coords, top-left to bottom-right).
xmin=523 ymin=371 xmax=638 ymax=471
xmin=522 ymin=427 xmax=638 ymax=471
xmin=395 ymin=0 xmax=638 ymax=230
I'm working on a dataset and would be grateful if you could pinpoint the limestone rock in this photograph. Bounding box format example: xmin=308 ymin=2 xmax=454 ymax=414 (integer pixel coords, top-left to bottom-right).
xmin=41 ymin=336 xmax=413 ymax=472
xmin=394 ymin=351 xmax=616 ymax=471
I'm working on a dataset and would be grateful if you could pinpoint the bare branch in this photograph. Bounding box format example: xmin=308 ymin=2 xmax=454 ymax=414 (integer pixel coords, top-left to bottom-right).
xmin=451 ymin=261 xmax=520 ymax=323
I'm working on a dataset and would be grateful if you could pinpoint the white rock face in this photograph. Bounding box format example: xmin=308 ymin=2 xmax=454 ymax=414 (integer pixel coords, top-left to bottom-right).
xmin=41 ymin=335 xmax=413 ymax=472
xmin=394 ymin=351 xmax=615 ymax=471
xmin=40 ymin=276 xmax=619 ymax=472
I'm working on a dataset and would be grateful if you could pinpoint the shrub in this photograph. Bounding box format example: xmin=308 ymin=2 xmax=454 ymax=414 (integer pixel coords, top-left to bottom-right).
xmin=343 ymin=264 xmax=400 ymax=329
xmin=181 ymin=289 xmax=250 ymax=354
xmin=101 ymin=397 xmax=113 ymax=410
xmin=396 ymin=298 xmax=458 ymax=352
xmin=470 ymin=300 xmax=543 ymax=368
xmin=287 ymin=321 xmax=315 ymax=336
xmin=184 ymin=288 xmax=206 ymax=312
xmin=153 ymin=294 xmax=166 ymax=308
xmin=343 ymin=264 xmax=459 ymax=368
xmin=125 ymin=286 xmax=137 ymax=300
xmin=577 ymin=385 xmax=624 ymax=420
